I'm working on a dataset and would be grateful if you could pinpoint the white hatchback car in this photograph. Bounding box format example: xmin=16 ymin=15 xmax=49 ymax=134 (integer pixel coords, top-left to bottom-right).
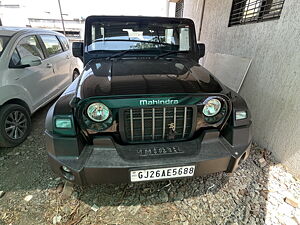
xmin=0 ymin=27 xmax=81 ymax=147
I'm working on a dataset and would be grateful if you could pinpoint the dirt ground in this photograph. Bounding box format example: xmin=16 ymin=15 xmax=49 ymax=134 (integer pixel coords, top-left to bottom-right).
xmin=0 ymin=102 xmax=299 ymax=225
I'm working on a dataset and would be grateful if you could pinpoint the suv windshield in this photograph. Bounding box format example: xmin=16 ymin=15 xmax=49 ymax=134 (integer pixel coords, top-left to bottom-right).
xmin=0 ymin=36 xmax=11 ymax=57
xmin=88 ymin=21 xmax=191 ymax=55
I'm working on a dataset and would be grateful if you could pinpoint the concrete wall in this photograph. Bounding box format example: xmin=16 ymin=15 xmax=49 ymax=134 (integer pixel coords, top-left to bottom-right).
xmin=184 ymin=0 xmax=300 ymax=176
xmin=183 ymin=0 xmax=205 ymax=40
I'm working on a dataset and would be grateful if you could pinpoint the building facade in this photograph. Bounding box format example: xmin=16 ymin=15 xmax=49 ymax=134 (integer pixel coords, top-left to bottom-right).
xmin=1 ymin=0 xmax=177 ymax=42
xmin=28 ymin=18 xmax=85 ymax=42
xmin=184 ymin=0 xmax=300 ymax=176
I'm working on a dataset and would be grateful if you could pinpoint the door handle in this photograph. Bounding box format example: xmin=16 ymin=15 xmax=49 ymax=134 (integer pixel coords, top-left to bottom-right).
xmin=66 ymin=55 xmax=70 ymax=59
xmin=46 ymin=63 xmax=53 ymax=68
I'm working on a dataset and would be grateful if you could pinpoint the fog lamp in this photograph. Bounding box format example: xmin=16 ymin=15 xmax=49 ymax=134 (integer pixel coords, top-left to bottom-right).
xmin=62 ymin=166 xmax=71 ymax=173
xmin=61 ymin=166 xmax=75 ymax=181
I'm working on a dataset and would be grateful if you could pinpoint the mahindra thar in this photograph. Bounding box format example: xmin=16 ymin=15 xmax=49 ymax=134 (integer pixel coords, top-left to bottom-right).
xmin=45 ymin=16 xmax=252 ymax=184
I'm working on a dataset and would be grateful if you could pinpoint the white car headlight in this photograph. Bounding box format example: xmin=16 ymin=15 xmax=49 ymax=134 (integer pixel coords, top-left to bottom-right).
xmin=87 ymin=103 xmax=110 ymax=122
xmin=202 ymin=99 xmax=222 ymax=117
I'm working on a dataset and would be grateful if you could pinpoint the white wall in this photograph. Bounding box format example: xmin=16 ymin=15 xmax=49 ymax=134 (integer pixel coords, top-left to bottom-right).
xmin=184 ymin=0 xmax=300 ymax=176
xmin=183 ymin=0 xmax=205 ymax=40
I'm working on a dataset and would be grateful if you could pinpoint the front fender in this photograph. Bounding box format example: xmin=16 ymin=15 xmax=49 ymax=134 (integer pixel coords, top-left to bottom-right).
xmin=45 ymin=103 xmax=56 ymax=132
xmin=70 ymin=57 xmax=83 ymax=74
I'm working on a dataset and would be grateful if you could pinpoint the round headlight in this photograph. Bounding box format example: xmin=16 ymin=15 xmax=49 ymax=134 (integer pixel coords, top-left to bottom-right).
xmin=202 ymin=99 xmax=222 ymax=117
xmin=87 ymin=103 xmax=110 ymax=122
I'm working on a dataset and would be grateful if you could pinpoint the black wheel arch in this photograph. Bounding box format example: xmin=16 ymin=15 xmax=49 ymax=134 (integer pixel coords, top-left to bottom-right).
xmin=73 ymin=68 xmax=80 ymax=74
xmin=1 ymin=98 xmax=31 ymax=115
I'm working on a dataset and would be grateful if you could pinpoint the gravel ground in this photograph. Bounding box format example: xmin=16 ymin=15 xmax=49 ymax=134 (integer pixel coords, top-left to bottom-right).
xmin=0 ymin=103 xmax=299 ymax=225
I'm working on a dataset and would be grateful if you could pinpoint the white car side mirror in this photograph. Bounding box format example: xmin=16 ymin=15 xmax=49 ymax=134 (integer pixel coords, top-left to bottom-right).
xmin=20 ymin=55 xmax=42 ymax=67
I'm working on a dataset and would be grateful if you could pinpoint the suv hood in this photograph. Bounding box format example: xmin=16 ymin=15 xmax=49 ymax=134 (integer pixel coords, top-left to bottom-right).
xmin=78 ymin=58 xmax=223 ymax=99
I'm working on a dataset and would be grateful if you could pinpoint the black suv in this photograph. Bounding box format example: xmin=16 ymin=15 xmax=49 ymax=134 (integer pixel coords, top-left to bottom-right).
xmin=45 ymin=16 xmax=252 ymax=184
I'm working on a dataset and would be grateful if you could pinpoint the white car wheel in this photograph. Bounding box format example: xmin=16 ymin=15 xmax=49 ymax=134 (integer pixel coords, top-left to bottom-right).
xmin=0 ymin=104 xmax=31 ymax=147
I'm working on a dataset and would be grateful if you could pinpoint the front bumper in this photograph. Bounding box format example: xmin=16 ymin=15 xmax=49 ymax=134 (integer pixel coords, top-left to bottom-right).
xmin=46 ymin=125 xmax=252 ymax=185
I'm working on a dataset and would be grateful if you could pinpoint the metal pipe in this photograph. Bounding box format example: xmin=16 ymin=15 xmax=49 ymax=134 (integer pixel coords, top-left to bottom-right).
xmin=198 ymin=0 xmax=206 ymax=41
xmin=166 ymin=0 xmax=170 ymax=17
xmin=58 ymin=0 xmax=66 ymax=35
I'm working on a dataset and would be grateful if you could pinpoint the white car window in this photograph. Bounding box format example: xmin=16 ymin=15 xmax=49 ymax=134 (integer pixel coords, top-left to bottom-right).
xmin=10 ymin=35 xmax=44 ymax=67
xmin=0 ymin=35 xmax=10 ymax=57
xmin=40 ymin=35 xmax=63 ymax=57
xmin=10 ymin=49 xmax=21 ymax=66
xmin=58 ymin=36 xmax=69 ymax=51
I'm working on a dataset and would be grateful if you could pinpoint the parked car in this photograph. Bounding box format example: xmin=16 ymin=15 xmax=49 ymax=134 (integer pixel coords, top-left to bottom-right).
xmin=0 ymin=27 xmax=81 ymax=147
xmin=45 ymin=16 xmax=252 ymax=185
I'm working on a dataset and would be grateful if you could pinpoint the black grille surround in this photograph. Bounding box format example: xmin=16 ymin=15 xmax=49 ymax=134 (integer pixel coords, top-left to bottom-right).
xmin=119 ymin=105 xmax=197 ymax=144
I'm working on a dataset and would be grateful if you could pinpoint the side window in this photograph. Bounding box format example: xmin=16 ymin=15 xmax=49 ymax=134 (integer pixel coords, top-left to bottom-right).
xmin=58 ymin=36 xmax=69 ymax=51
xmin=10 ymin=35 xmax=44 ymax=67
xmin=40 ymin=35 xmax=63 ymax=57
xmin=10 ymin=49 xmax=21 ymax=66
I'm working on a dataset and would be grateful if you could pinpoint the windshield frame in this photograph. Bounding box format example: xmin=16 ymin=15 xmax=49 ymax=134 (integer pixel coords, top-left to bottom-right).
xmin=0 ymin=35 xmax=11 ymax=58
xmin=84 ymin=16 xmax=198 ymax=62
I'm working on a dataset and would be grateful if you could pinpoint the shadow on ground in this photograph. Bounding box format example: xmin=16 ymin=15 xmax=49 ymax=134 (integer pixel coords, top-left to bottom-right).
xmin=73 ymin=147 xmax=274 ymax=224
xmin=0 ymin=102 xmax=55 ymax=192
xmin=0 ymin=101 xmax=279 ymax=224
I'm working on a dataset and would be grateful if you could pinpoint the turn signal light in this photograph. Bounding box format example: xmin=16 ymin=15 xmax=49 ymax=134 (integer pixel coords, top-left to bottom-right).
xmin=236 ymin=111 xmax=247 ymax=120
xmin=55 ymin=118 xmax=72 ymax=129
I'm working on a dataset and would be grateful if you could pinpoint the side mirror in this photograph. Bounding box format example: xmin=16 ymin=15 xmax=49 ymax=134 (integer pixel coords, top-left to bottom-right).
xmin=197 ymin=43 xmax=205 ymax=59
xmin=72 ymin=42 xmax=83 ymax=58
xmin=20 ymin=55 xmax=42 ymax=67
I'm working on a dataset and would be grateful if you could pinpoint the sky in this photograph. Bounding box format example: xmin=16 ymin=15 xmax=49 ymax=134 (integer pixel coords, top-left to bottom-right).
xmin=14 ymin=0 xmax=170 ymax=19
xmin=1 ymin=0 xmax=175 ymax=29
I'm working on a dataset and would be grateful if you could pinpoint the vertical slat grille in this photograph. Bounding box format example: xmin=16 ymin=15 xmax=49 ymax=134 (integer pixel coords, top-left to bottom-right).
xmin=141 ymin=108 xmax=144 ymax=141
xmin=152 ymin=108 xmax=155 ymax=140
xmin=130 ymin=109 xmax=134 ymax=141
xmin=173 ymin=107 xmax=177 ymax=131
xmin=162 ymin=107 xmax=166 ymax=140
xmin=182 ymin=107 xmax=187 ymax=138
xmin=123 ymin=106 xmax=194 ymax=143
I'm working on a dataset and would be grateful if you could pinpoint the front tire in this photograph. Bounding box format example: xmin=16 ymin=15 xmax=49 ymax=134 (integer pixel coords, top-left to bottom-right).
xmin=0 ymin=104 xmax=31 ymax=148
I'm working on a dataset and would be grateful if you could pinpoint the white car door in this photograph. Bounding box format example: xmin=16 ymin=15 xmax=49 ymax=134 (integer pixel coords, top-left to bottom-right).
xmin=7 ymin=35 xmax=55 ymax=109
xmin=39 ymin=34 xmax=71 ymax=93
xmin=57 ymin=35 xmax=73 ymax=83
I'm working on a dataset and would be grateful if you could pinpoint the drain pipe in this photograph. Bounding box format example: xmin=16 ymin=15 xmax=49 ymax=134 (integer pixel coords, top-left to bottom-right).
xmin=166 ymin=0 xmax=170 ymax=17
xmin=198 ymin=0 xmax=206 ymax=41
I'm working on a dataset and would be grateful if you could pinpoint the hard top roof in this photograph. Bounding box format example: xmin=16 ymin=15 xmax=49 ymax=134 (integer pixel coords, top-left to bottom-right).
xmin=85 ymin=15 xmax=194 ymax=25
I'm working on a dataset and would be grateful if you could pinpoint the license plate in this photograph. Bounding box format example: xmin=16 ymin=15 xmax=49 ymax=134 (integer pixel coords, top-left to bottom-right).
xmin=130 ymin=165 xmax=195 ymax=182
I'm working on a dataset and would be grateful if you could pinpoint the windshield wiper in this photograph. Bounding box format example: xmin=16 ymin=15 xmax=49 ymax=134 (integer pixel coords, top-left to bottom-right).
xmin=106 ymin=49 xmax=132 ymax=60
xmin=106 ymin=49 xmax=150 ymax=60
xmin=155 ymin=50 xmax=188 ymax=59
